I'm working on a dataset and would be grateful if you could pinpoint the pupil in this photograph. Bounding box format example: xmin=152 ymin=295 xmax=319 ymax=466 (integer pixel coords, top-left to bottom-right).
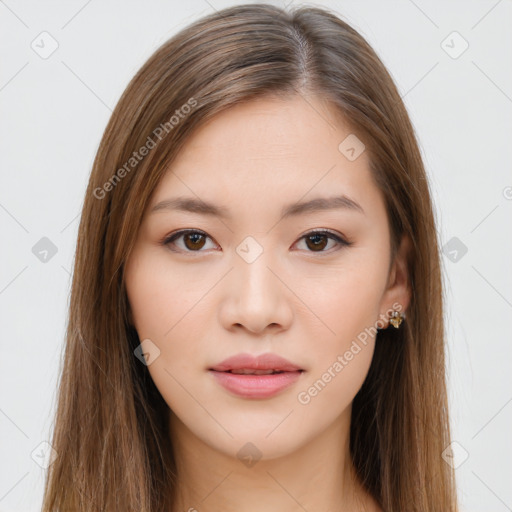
xmin=306 ymin=234 xmax=327 ymax=251
xmin=185 ymin=233 xmax=205 ymax=250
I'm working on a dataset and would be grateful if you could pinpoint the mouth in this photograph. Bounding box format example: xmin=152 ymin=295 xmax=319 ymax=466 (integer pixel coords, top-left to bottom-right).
xmin=208 ymin=352 xmax=305 ymax=399
xmin=208 ymin=367 xmax=305 ymax=399
xmin=215 ymin=369 xmax=305 ymax=375
xmin=209 ymin=352 xmax=304 ymax=373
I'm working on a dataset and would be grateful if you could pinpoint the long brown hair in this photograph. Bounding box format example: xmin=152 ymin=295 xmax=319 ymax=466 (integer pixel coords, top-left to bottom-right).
xmin=41 ymin=4 xmax=458 ymax=511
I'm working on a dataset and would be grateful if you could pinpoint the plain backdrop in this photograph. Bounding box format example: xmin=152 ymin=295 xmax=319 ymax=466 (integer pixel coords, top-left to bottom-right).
xmin=1 ymin=1 xmax=511 ymax=510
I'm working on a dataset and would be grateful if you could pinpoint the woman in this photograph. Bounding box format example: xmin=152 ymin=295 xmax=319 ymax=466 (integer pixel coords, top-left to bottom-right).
xmin=41 ymin=3 xmax=458 ymax=511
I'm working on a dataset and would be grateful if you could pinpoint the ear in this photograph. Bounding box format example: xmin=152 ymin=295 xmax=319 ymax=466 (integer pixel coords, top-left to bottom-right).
xmin=378 ymin=234 xmax=412 ymax=328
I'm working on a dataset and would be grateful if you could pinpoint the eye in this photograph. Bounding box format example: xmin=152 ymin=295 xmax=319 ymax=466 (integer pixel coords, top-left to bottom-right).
xmin=162 ymin=229 xmax=218 ymax=253
xmin=293 ymin=229 xmax=351 ymax=253
xmin=161 ymin=229 xmax=351 ymax=254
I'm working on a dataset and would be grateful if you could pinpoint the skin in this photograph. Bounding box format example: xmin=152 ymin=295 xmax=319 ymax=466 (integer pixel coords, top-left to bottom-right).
xmin=124 ymin=94 xmax=411 ymax=512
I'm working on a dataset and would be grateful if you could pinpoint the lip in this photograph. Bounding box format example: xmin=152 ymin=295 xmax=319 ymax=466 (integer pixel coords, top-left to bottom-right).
xmin=209 ymin=352 xmax=303 ymax=372
xmin=208 ymin=353 xmax=304 ymax=399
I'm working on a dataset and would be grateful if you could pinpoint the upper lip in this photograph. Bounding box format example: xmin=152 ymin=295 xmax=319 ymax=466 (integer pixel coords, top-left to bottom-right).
xmin=209 ymin=353 xmax=303 ymax=372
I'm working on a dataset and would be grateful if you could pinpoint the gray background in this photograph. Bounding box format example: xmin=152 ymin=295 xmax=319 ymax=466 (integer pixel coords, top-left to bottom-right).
xmin=1 ymin=0 xmax=511 ymax=510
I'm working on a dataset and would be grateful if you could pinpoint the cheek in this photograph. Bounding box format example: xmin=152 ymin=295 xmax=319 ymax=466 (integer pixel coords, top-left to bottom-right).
xmin=295 ymin=274 xmax=380 ymax=417
xmin=125 ymin=258 xmax=171 ymax=339
xmin=296 ymin=341 xmax=374 ymax=427
xmin=125 ymin=248 xmax=202 ymax=340
xmin=294 ymin=251 xmax=386 ymax=407
xmin=125 ymin=249 xmax=213 ymax=382
xmin=125 ymin=252 xmax=209 ymax=413
xmin=297 ymin=259 xmax=384 ymax=353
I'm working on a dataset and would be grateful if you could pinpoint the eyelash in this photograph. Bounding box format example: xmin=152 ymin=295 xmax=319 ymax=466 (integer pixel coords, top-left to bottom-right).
xmin=160 ymin=229 xmax=352 ymax=255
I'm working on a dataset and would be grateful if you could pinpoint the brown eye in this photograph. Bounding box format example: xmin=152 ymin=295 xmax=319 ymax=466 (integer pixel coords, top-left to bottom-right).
xmin=163 ymin=229 xmax=350 ymax=254
xmin=183 ymin=232 xmax=206 ymax=250
xmin=304 ymin=233 xmax=329 ymax=251
xmin=295 ymin=230 xmax=350 ymax=254
xmin=163 ymin=230 xmax=216 ymax=252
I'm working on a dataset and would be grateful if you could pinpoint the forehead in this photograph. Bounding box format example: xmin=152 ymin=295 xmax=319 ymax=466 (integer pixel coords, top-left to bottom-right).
xmin=150 ymin=95 xmax=384 ymax=221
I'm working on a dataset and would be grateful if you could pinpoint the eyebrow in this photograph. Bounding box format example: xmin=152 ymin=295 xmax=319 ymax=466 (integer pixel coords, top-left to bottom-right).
xmin=150 ymin=194 xmax=365 ymax=218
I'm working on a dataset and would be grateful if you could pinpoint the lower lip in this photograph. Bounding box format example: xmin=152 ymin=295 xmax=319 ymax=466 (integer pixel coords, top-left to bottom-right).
xmin=209 ymin=370 xmax=303 ymax=399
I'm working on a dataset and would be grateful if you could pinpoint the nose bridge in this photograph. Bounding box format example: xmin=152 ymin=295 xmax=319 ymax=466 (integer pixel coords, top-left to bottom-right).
xmin=221 ymin=237 xmax=292 ymax=332
xmin=234 ymin=240 xmax=280 ymax=304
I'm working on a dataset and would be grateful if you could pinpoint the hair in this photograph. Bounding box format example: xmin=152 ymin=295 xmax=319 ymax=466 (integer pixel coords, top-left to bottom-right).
xmin=41 ymin=3 xmax=458 ymax=511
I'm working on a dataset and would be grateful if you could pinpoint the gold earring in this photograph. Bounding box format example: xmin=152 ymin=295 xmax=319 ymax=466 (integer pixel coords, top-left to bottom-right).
xmin=389 ymin=310 xmax=404 ymax=329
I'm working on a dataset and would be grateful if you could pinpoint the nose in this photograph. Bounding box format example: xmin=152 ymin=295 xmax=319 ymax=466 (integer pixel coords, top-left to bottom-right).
xmin=218 ymin=252 xmax=293 ymax=335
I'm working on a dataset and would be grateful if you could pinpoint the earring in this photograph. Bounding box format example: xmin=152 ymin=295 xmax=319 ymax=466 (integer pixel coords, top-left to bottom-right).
xmin=389 ymin=310 xmax=404 ymax=329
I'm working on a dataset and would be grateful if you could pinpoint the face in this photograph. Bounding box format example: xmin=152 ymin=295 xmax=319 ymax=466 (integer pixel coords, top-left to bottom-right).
xmin=124 ymin=94 xmax=410 ymax=461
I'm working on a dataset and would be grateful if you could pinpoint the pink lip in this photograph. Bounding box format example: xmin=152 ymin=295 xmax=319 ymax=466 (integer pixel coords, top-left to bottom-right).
xmin=209 ymin=352 xmax=303 ymax=372
xmin=208 ymin=353 xmax=304 ymax=399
